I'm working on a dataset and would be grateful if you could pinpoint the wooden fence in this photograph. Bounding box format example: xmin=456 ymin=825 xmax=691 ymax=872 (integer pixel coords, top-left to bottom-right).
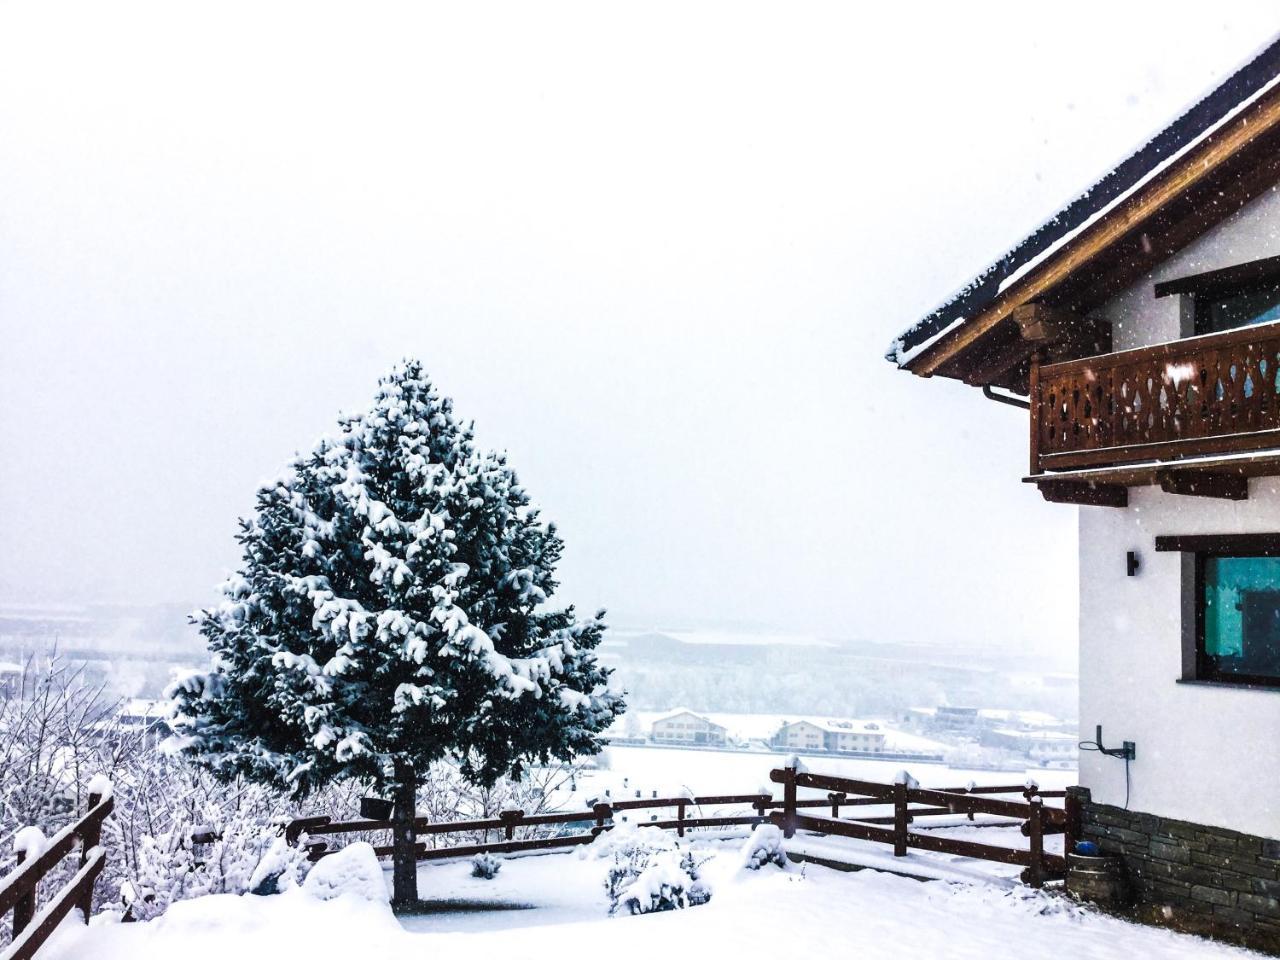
xmin=285 ymin=771 xmax=1075 ymax=888
xmin=286 ymin=791 xmax=778 ymax=863
xmin=0 ymin=788 xmax=113 ymax=960
xmin=769 ymin=767 xmax=1074 ymax=887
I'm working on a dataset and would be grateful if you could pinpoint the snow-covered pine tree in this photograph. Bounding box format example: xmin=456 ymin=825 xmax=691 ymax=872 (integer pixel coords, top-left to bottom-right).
xmin=167 ymin=360 xmax=624 ymax=906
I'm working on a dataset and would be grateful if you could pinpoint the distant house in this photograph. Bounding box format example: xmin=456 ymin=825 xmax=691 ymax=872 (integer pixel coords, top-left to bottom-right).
xmin=887 ymin=37 xmax=1280 ymax=947
xmin=772 ymin=719 xmax=886 ymax=755
xmin=649 ymin=710 xmax=727 ymax=747
xmin=0 ymin=661 xmax=21 ymax=699
xmin=981 ymin=728 xmax=1078 ymax=765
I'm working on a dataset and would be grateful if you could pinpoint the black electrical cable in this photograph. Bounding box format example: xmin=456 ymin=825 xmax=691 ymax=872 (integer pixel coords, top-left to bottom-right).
xmin=1079 ymin=736 xmax=1132 ymax=809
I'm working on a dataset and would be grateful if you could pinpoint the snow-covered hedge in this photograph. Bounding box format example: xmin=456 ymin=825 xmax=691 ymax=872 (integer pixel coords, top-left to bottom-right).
xmin=471 ymin=852 xmax=502 ymax=879
xmin=740 ymin=824 xmax=788 ymax=871
xmin=594 ymin=825 xmax=711 ymax=916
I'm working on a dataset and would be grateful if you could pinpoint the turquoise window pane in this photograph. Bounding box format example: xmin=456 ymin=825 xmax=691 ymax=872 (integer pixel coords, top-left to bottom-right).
xmin=1203 ymin=556 xmax=1280 ymax=678
xmin=1203 ymin=285 xmax=1280 ymax=333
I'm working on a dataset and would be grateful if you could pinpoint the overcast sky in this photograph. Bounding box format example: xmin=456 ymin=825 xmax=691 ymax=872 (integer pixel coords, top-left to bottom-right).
xmin=2 ymin=2 xmax=1278 ymax=654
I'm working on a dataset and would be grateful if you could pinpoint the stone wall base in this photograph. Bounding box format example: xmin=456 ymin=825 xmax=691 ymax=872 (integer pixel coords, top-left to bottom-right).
xmin=1073 ymin=786 xmax=1280 ymax=954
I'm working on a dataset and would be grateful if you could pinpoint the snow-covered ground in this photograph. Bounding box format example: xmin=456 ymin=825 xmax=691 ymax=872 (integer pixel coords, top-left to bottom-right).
xmin=43 ymin=836 xmax=1258 ymax=960
xmin=586 ymin=744 xmax=1075 ymax=800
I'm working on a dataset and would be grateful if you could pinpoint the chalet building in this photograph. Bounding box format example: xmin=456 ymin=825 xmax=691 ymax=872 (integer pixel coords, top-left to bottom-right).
xmin=772 ymin=719 xmax=886 ymax=754
xmin=648 ymin=709 xmax=727 ymax=747
xmin=889 ymin=37 xmax=1280 ymax=948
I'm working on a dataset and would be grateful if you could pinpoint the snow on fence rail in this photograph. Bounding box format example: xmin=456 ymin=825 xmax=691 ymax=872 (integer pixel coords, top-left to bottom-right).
xmin=768 ymin=767 xmax=1077 ymax=887
xmin=285 ymin=792 xmax=780 ymax=863
xmin=0 ymin=784 xmax=113 ymax=960
xmin=282 ymin=774 xmax=1074 ymax=881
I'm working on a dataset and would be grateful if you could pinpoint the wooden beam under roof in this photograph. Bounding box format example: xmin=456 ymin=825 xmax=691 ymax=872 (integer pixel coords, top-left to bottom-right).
xmin=949 ymin=303 xmax=1110 ymax=389
xmin=1037 ymin=479 xmax=1128 ymax=508
xmin=1156 ymin=470 xmax=1249 ymax=501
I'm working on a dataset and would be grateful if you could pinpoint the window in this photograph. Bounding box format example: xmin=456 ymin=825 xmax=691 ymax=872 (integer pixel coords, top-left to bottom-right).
xmin=1200 ymin=555 xmax=1280 ymax=684
xmin=1158 ymin=534 xmax=1280 ymax=687
xmin=1195 ymin=283 xmax=1280 ymax=335
xmin=1152 ymin=255 xmax=1280 ymax=336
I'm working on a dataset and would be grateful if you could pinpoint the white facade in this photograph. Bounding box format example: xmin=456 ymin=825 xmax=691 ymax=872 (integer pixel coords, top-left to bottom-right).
xmin=774 ymin=719 xmax=886 ymax=754
xmin=649 ymin=710 xmax=726 ymax=746
xmin=1079 ymin=482 xmax=1280 ymax=839
xmin=1078 ymin=184 xmax=1280 ymax=840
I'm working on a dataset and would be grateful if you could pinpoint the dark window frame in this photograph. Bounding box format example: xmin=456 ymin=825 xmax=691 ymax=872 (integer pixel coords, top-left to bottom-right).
xmin=1152 ymin=254 xmax=1280 ymax=337
xmin=1157 ymin=534 xmax=1280 ymax=688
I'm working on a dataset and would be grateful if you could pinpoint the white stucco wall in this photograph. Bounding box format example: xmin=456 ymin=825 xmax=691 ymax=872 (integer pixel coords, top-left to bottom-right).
xmin=1075 ymin=184 xmax=1280 ymax=838
xmin=1079 ymin=480 xmax=1280 ymax=838
xmin=1094 ymin=184 xmax=1280 ymax=350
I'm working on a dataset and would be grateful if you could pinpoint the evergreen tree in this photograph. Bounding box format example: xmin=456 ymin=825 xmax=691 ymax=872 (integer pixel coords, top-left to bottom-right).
xmin=168 ymin=360 xmax=624 ymax=906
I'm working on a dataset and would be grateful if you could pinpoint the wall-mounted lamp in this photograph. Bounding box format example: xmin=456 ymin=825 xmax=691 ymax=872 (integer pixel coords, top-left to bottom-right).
xmin=1126 ymin=550 xmax=1140 ymax=577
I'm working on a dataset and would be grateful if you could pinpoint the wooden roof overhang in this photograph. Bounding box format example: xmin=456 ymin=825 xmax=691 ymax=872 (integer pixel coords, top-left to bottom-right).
xmin=900 ymin=79 xmax=1280 ymax=394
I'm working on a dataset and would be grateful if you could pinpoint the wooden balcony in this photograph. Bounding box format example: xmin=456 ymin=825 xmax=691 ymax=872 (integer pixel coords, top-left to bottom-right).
xmin=1028 ymin=320 xmax=1280 ymax=505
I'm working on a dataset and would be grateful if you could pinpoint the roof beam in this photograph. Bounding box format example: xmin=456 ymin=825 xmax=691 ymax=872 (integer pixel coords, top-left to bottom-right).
xmin=1157 ymin=470 xmax=1248 ymax=501
xmin=1037 ymin=479 xmax=1128 ymax=508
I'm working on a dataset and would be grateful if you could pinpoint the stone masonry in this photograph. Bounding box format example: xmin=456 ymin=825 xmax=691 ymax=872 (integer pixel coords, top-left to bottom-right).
xmin=1073 ymin=786 xmax=1280 ymax=952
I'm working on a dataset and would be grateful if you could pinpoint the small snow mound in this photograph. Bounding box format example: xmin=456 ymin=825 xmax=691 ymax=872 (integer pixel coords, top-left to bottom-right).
xmin=583 ymin=823 xmax=676 ymax=861
xmin=740 ymin=824 xmax=788 ymax=871
xmin=86 ymin=774 xmax=113 ymax=801
xmin=14 ymin=826 xmax=47 ymax=860
xmin=302 ymin=842 xmax=388 ymax=903
xmin=893 ymin=770 xmax=919 ymax=788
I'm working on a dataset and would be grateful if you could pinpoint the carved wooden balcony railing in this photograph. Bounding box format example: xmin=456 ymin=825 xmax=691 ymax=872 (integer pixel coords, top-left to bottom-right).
xmin=1031 ymin=320 xmax=1280 ymax=474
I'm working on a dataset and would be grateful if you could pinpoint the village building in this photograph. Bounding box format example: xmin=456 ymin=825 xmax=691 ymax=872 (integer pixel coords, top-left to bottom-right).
xmin=772 ymin=718 xmax=886 ymax=755
xmin=979 ymin=728 xmax=1078 ymax=766
xmin=647 ymin=709 xmax=727 ymax=747
xmin=0 ymin=661 xmax=22 ymax=699
xmin=888 ymin=37 xmax=1280 ymax=949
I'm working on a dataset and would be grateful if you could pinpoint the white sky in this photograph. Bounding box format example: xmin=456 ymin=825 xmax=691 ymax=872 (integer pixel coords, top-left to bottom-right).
xmin=2 ymin=2 xmax=1278 ymax=654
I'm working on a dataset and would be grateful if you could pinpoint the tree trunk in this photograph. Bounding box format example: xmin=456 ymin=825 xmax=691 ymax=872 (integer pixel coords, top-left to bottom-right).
xmin=391 ymin=760 xmax=418 ymax=909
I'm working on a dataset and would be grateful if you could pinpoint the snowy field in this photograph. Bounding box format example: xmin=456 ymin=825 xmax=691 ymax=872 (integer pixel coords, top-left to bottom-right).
xmin=586 ymin=744 xmax=1076 ymax=800
xmin=42 ymin=837 xmax=1258 ymax=960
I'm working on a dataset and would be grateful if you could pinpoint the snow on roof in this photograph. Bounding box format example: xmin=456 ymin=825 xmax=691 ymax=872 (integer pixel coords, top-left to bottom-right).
xmin=0 ymin=661 xmax=23 ymax=674
xmin=976 ymin=709 xmax=1064 ymax=728
xmin=887 ymin=36 xmax=1280 ymax=367
xmin=777 ymin=717 xmax=887 ymax=736
xmin=648 ymin=708 xmax=725 ymax=729
xmin=989 ymin=728 xmax=1078 ymax=742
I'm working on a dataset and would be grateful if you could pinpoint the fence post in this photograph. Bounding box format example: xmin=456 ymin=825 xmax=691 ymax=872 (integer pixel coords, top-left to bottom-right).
xmin=892 ymin=782 xmax=908 ymax=857
xmin=78 ymin=791 xmax=104 ymax=922
xmin=677 ymin=799 xmax=686 ymax=838
xmin=828 ymin=791 xmax=845 ymax=819
xmin=13 ymin=847 xmax=34 ymax=937
xmin=782 ymin=766 xmax=797 ymax=839
xmin=1026 ymin=796 xmax=1045 ymax=889
xmin=500 ymin=809 xmax=522 ymax=841
xmin=1064 ymin=788 xmax=1083 ymax=858
xmin=593 ymin=802 xmax=612 ymax=836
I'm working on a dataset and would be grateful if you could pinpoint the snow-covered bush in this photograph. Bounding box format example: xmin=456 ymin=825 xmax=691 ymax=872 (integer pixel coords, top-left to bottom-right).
xmin=740 ymin=824 xmax=788 ymax=871
xmin=593 ymin=825 xmax=710 ymax=916
xmin=302 ymin=843 xmax=388 ymax=904
xmin=471 ymin=852 xmax=502 ymax=879
xmin=612 ymin=850 xmax=711 ymax=915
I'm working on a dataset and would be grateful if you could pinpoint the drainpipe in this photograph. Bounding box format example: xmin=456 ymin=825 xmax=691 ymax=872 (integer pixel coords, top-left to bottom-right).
xmin=982 ymin=384 xmax=1030 ymax=410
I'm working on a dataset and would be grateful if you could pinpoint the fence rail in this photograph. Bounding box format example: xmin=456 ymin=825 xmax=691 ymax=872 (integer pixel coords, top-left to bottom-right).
xmin=284 ymin=774 xmax=1073 ymax=886
xmin=0 ymin=789 xmax=112 ymax=960
xmin=769 ymin=767 xmax=1073 ymax=886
